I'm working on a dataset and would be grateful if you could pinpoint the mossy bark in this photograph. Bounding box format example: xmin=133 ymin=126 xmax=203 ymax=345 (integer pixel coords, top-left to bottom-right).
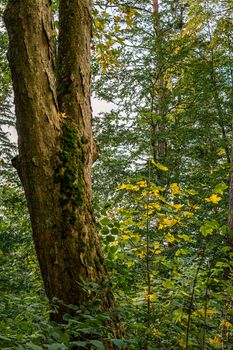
xmin=4 ymin=0 xmax=115 ymax=325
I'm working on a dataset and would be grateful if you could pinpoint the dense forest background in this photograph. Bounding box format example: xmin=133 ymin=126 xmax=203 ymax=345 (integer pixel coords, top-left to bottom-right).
xmin=0 ymin=0 xmax=233 ymax=349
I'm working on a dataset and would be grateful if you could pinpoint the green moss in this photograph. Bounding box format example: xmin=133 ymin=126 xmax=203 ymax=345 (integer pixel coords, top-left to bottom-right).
xmin=55 ymin=119 xmax=85 ymax=224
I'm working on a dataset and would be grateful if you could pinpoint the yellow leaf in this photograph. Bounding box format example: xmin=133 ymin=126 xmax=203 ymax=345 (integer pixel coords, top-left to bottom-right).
xmin=151 ymin=160 xmax=169 ymax=171
xmin=205 ymin=194 xmax=222 ymax=204
xmin=175 ymin=46 xmax=182 ymax=54
xmin=173 ymin=203 xmax=183 ymax=210
xmin=159 ymin=217 xmax=177 ymax=229
xmin=206 ymin=309 xmax=217 ymax=316
xmin=141 ymin=190 xmax=148 ymax=197
xmin=154 ymin=328 xmax=164 ymax=337
xmin=117 ymin=183 xmax=128 ymax=190
xmin=164 ymin=233 xmax=175 ymax=243
xmin=208 ymin=336 xmax=222 ymax=346
xmin=117 ymin=183 xmax=139 ymax=191
xmin=121 ymin=235 xmax=130 ymax=240
xmin=182 ymin=211 xmax=194 ymax=217
xmin=153 ymin=242 xmax=160 ymax=250
xmin=110 ymin=241 xmax=118 ymax=246
xmin=137 ymin=180 xmax=147 ymax=187
xmin=148 ymin=294 xmax=157 ymax=301
xmin=178 ymin=339 xmax=186 ymax=348
xmin=186 ymin=189 xmax=198 ymax=195
xmin=153 ymin=203 xmax=161 ymax=211
xmin=220 ymin=320 xmax=233 ymax=329
xmin=162 ymin=280 xmax=174 ymax=289
xmin=170 ymin=183 xmax=180 ymax=195
xmin=137 ymin=251 xmax=146 ymax=258
xmin=178 ymin=234 xmax=190 ymax=242
xmin=181 ymin=290 xmax=190 ymax=297
xmin=132 ymin=233 xmax=141 ymax=240
xmin=114 ymin=15 xmax=121 ymax=23
xmin=172 ymin=309 xmax=183 ymax=323
xmin=94 ymin=19 xmax=104 ymax=30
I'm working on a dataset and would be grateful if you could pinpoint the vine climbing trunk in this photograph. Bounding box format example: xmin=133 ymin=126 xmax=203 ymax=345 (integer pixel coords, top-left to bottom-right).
xmin=4 ymin=0 xmax=115 ymax=324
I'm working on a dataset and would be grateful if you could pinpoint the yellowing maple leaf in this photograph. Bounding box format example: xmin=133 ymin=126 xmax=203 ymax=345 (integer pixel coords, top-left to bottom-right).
xmin=165 ymin=233 xmax=175 ymax=243
xmin=170 ymin=183 xmax=180 ymax=195
xmin=205 ymin=194 xmax=222 ymax=204
xmin=159 ymin=217 xmax=177 ymax=229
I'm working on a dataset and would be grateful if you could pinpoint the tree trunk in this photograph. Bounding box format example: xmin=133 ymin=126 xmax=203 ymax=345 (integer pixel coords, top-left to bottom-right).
xmin=4 ymin=0 xmax=114 ymax=323
xmin=151 ymin=0 xmax=168 ymax=178
xmin=227 ymin=126 xmax=233 ymax=249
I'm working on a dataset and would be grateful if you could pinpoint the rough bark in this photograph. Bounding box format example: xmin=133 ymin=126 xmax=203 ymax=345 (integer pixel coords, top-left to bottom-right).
xmin=4 ymin=0 xmax=114 ymax=324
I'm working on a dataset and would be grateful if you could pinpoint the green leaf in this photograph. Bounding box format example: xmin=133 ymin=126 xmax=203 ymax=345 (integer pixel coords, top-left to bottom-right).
xmin=175 ymin=248 xmax=189 ymax=256
xmin=109 ymin=246 xmax=118 ymax=254
xmin=100 ymin=218 xmax=112 ymax=226
xmin=90 ymin=340 xmax=105 ymax=350
xmin=69 ymin=341 xmax=87 ymax=348
xmin=112 ymin=339 xmax=126 ymax=348
xmin=214 ymin=182 xmax=228 ymax=194
xmin=106 ymin=234 xmax=115 ymax=242
xmin=200 ymin=220 xmax=219 ymax=237
xmin=27 ymin=344 xmax=44 ymax=350
xmin=200 ymin=225 xmax=213 ymax=237
xmin=0 ymin=335 xmax=11 ymax=341
xmin=113 ymin=221 xmax=121 ymax=228
xmin=101 ymin=227 xmax=109 ymax=235
xmin=111 ymin=227 xmax=119 ymax=235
